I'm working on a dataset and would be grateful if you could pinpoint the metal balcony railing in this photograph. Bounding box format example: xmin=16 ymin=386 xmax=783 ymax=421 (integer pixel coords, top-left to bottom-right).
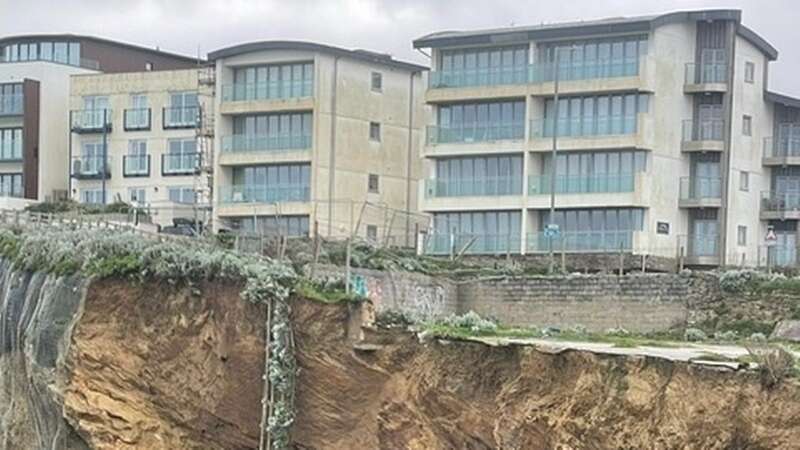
xmin=424 ymin=177 xmax=521 ymax=198
xmin=161 ymin=153 xmax=199 ymax=175
xmin=761 ymin=191 xmax=800 ymax=213
xmin=530 ymin=115 xmax=637 ymax=138
xmin=763 ymin=136 xmax=800 ymax=158
xmin=163 ymin=106 xmax=199 ymax=129
xmin=685 ymin=62 xmax=728 ymax=85
xmin=124 ymin=108 xmax=151 ymax=131
xmin=221 ymin=134 xmax=312 ymax=153
xmin=123 ymin=155 xmax=150 ymax=177
xmin=218 ymin=184 xmax=311 ymax=203
xmin=528 ymin=173 xmax=636 ymax=195
xmin=426 ymin=123 xmax=524 ymax=144
xmin=221 ymin=80 xmax=314 ymax=102
xmin=682 ymin=119 xmax=724 ymax=142
xmin=71 ymin=155 xmax=112 ymax=179
xmin=679 ymin=177 xmax=722 ymax=201
xmin=70 ymin=109 xmax=112 ymax=133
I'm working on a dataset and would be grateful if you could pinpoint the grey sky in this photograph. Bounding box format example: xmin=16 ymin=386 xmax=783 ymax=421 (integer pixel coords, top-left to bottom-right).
xmin=1 ymin=0 xmax=797 ymax=95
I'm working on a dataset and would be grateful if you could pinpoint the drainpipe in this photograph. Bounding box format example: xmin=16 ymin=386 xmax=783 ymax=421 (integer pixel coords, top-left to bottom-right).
xmin=404 ymin=71 xmax=416 ymax=247
xmin=327 ymin=56 xmax=340 ymax=237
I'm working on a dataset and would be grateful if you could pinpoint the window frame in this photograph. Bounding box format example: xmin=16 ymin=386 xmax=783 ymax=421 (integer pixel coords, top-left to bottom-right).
xmin=370 ymin=72 xmax=383 ymax=92
xmin=742 ymin=115 xmax=752 ymax=136
xmin=744 ymin=61 xmax=755 ymax=84
xmin=737 ymin=225 xmax=747 ymax=246
xmin=369 ymin=121 xmax=381 ymax=142
xmin=739 ymin=171 xmax=749 ymax=192
xmin=368 ymin=173 xmax=380 ymax=193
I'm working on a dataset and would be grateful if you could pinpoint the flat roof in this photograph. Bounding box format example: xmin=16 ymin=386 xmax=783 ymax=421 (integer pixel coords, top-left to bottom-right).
xmin=413 ymin=9 xmax=778 ymax=61
xmin=766 ymin=91 xmax=800 ymax=109
xmin=0 ymin=33 xmax=200 ymax=64
xmin=208 ymin=40 xmax=426 ymax=72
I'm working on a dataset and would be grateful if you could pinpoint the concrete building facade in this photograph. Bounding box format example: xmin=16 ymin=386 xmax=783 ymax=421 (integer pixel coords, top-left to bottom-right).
xmin=68 ymin=69 xmax=214 ymax=228
xmin=413 ymin=9 xmax=799 ymax=267
xmin=0 ymin=34 xmax=198 ymax=205
xmin=208 ymin=41 xmax=425 ymax=241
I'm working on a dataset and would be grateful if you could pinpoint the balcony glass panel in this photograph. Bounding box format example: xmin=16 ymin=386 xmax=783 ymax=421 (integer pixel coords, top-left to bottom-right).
xmin=529 ymin=60 xmax=639 ymax=83
xmin=531 ymin=116 xmax=636 ymax=138
xmin=526 ymin=230 xmax=633 ymax=253
xmin=222 ymin=134 xmax=311 ymax=153
xmin=761 ymin=191 xmax=800 ymax=212
xmin=529 ymin=173 xmax=635 ymax=195
xmin=72 ymin=155 xmax=111 ymax=177
xmin=685 ymin=62 xmax=727 ymax=85
xmin=427 ymin=123 xmax=524 ymax=144
xmin=764 ymin=124 xmax=800 ymax=158
xmin=682 ymin=119 xmax=724 ymax=142
xmin=124 ymin=108 xmax=150 ymax=129
xmin=223 ymin=62 xmax=314 ymax=102
xmin=219 ymin=184 xmax=310 ymax=203
xmin=71 ymin=109 xmax=112 ymax=130
xmin=425 ymin=232 xmax=522 ymax=255
xmin=123 ymin=155 xmax=149 ymax=176
xmin=682 ymin=234 xmax=720 ymax=257
xmin=162 ymin=153 xmax=199 ymax=174
xmin=164 ymin=106 xmax=198 ymax=128
xmin=425 ymin=177 xmax=521 ymax=198
xmin=680 ymin=177 xmax=721 ymax=200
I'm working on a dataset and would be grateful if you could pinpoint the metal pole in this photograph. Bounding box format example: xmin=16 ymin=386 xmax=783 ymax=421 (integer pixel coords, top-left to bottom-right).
xmin=548 ymin=48 xmax=561 ymax=274
xmin=102 ymin=109 xmax=108 ymax=205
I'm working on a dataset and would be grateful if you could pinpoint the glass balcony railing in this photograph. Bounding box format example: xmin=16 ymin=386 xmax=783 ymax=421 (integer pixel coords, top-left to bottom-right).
xmin=680 ymin=177 xmax=722 ymax=201
xmin=682 ymin=119 xmax=724 ymax=142
xmin=163 ymin=106 xmax=199 ymax=129
xmin=221 ymin=134 xmax=312 ymax=153
xmin=530 ymin=116 xmax=637 ymax=138
xmin=424 ymin=177 xmax=521 ymax=198
xmin=70 ymin=109 xmax=112 ymax=132
xmin=429 ymin=67 xmax=528 ymax=89
xmin=761 ymin=191 xmax=800 ymax=213
xmin=161 ymin=153 xmax=199 ymax=175
xmin=526 ymin=230 xmax=634 ymax=253
xmin=528 ymin=173 xmax=636 ymax=195
xmin=71 ymin=155 xmax=112 ymax=179
xmin=218 ymin=184 xmax=311 ymax=204
xmin=124 ymin=108 xmax=151 ymax=131
xmin=768 ymin=245 xmax=798 ymax=267
xmin=123 ymin=155 xmax=150 ymax=176
xmin=685 ymin=62 xmax=728 ymax=85
xmin=0 ymin=93 xmax=23 ymax=116
xmin=764 ymin=136 xmax=800 ymax=158
xmin=529 ymin=60 xmax=640 ymax=83
xmin=424 ymin=233 xmax=522 ymax=255
xmin=679 ymin=234 xmax=720 ymax=258
xmin=426 ymin=123 xmax=524 ymax=144
xmin=221 ymin=80 xmax=313 ymax=102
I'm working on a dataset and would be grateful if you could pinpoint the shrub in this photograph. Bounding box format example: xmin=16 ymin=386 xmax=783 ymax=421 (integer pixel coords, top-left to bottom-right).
xmin=605 ymin=327 xmax=630 ymax=337
xmin=746 ymin=345 xmax=797 ymax=389
xmin=684 ymin=328 xmax=708 ymax=342
xmin=713 ymin=330 xmax=739 ymax=342
xmin=748 ymin=332 xmax=768 ymax=343
xmin=375 ymin=310 xmax=415 ymax=329
xmin=441 ymin=311 xmax=498 ymax=334
xmin=720 ymin=319 xmax=775 ymax=337
xmin=719 ymin=269 xmax=766 ymax=293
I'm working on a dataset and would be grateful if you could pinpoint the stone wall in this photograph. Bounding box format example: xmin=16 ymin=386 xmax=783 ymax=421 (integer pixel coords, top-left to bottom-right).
xmin=308 ymin=265 xmax=458 ymax=321
xmin=457 ymin=273 xmax=713 ymax=332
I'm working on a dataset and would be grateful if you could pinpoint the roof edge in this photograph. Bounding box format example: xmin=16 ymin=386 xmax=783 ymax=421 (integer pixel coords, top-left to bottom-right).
xmin=208 ymin=40 xmax=425 ymax=72
xmin=766 ymin=91 xmax=800 ymax=109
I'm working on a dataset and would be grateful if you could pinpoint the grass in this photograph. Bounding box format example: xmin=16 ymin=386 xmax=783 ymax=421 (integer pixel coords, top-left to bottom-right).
xmin=294 ymin=280 xmax=365 ymax=304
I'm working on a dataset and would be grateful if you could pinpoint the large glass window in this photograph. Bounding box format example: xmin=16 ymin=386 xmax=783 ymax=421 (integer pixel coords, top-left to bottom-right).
xmin=535 ymin=35 xmax=647 ymax=81
xmin=0 ymin=173 xmax=22 ymax=197
xmin=0 ymin=128 xmax=22 ymax=161
xmin=535 ymin=150 xmax=646 ymax=194
xmin=228 ymin=62 xmax=314 ymax=101
xmin=229 ymin=112 xmax=312 ymax=152
xmin=237 ymin=215 xmax=310 ymax=237
xmin=0 ymin=83 xmax=23 ymax=115
xmin=433 ymin=100 xmax=525 ymax=143
xmin=165 ymin=91 xmax=198 ymax=128
xmin=539 ymin=92 xmax=649 ymax=137
xmin=432 ymin=155 xmax=523 ymax=197
xmin=164 ymin=138 xmax=198 ymax=173
xmin=430 ymin=210 xmax=521 ymax=254
xmin=534 ymin=207 xmax=644 ymax=252
xmin=226 ymin=163 xmax=311 ymax=203
xmin=434 ymin=45 xmax=528 ymax=88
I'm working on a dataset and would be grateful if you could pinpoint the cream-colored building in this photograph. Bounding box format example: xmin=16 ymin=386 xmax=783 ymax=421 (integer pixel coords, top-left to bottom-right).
xmin=68 ymin=68 xmax=213 ymax=228
xmin=208 ymin=41 xmax=425 ymax=241
xmin=414 ymin=9 xmax=799 ymax=268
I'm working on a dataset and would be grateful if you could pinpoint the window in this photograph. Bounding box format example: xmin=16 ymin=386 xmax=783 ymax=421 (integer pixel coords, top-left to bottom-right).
xmin=366 ymin=225 xmax=378 ymax=241
xmin=0 ymin=128 xmax=22 ymax=161
xmin=435 ymin=155 xmax=524 ymax=196
xmin=168 ymin=186 xmax=196 ymax=204
xmin=0 ymin=173 xmax=22 ymax=197
xmin=368 ymin=174 xmax=379 ymax=193
xmin=745 ymin=61 xmax=755 ymax=84
xmin=164 ymin=139 xmax=198 ymax=174
xmin=128 ymin=187 xmax=146 ymax=203
xmin=371 ymin=72 xmax=383 ymax=92
xmin=743 ymin=115 xmax=752 ymax=136
xmin=229 ymin=163 xmax=311 ymax=202
xmin=231 ymin=112 xmax=312 ymax=151
xmin=737 ymin=225 xmax=747 ymax=246
xmin=542 ymin=93 xmax=650 ymax=137
xmin=238 ymin=215 xmax=310 ymax=236
xmin=145 ymin=62 xmax=153 ymax=71
xmin=436 ymin=100 xmax=526 ymax=142
xmin=740 ymin=171 xmax=749 ymax=192
xmin=81 ymin=189 xmax=105 ymax=205
xmin=166 ymin=91 xmax=198 ymax=128
xmin=431 ymin=210 xmax=522 ymax=254
xmin=231 ymin=62 xmax=313 ymax=101
xmin=369 ymin=122 xmax=381 ymax=141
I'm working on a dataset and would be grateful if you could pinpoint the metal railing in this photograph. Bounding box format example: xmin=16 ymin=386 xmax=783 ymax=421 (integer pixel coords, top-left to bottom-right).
xmin=528 ymin=173 xmax=636 ymax=195
xmin=221 ymin=134 xmax=312 ymax=153
xmin=679 ymin=177 xmax=722 ymax=201
xmin=529 ymin=60 xmax=640 ymax=83
xmin=424 ymin=177 xmax=522 ymax=198
xmin=428 ymin=66 xmax=528 ymax=89
xmin=124 ymin=108 xmax=151 ymax=130
xmin=764 ymin=136 xmax=800 ymax=158
xmin=426 ymin=123 xmax=524 ymax=144
xmin=71 ymin=156 xmax=112 ymax=178
xmin=526 ymin=230 xmax=634 ymax=253
xmin=123 ymin=155 xmax=150 ymax=177
xmin=0 ymin=93 xmax=23 ymax=115
xmin=530 ymin=115 xmax=637 ymax=138
xmin=70 ymin=109 xmax=112 ymax=132
xmin=163 ymin=106 xmax=199 ymax=129
xmin=761 ymin=191 xmax=800 ymax=213
xmin=678 ymin=234 xmax=720 ymax=258
xmin=685 ymin=62 xmax=728 ymax=85
xmin=218 ymin=184 xmax=311 ymax=203
xmin=424 ymin=232 xmax=522 ymax=255
xmin=221 ymin=80 xmax=314 ymax=102
xmin=161 ymin=153 xmax=199 ymax=175
xmin=682 ymin=119 xmax=724 ymax=142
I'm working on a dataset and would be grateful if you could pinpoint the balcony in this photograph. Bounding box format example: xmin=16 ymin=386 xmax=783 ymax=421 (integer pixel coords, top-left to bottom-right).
xmin=70 ymin=109 xmax=112 ymax=133
xmin=0 ymin=93 xmax=23 ymax=116
xmin=71 ymin=156 xmax=111 ymax=179
xmin=760 ymin=191 xmax=800 ymax=220
xmin=424 ymin=232 xmax=522 ymax=256
xmin=221 ymin=81 xmax=313 ymax=103
xmin=767 ymin=245 xmax=798 ymax=268
xmin=681 ymin=119 xmax=725 ymax=152
xmin=526 ymin=230 xmax=635 ymax=254
xmin=424 ymin=177 xmax=521 ymax=198
xmin=161 ymin=153 xmax=200 ymax=176
xmin=679 ymin=177 xmax=722 ymax=208
xmin=163 ymin=106 xmax=199 ymax=130
xmin=426 ymin=123 xmax=524 ymax=146
xmin=123 ymin=108 xmax=151 ymax=131
xmin=221 ymin=134 xmax=312 ymax=154
xmin=528 ymin=114 xmax=653 ymax=152
xmin=684 ymin=62 xmax=728 ymax=93
xmin=123 ymin=155 xmax=150 ymax=177
xmin=762 ymin=136 xmax=800 ymax=166
xmin=218 ymin=184 xmax=310 ymax=204
xmin=428 ymin=67 xmax=528 ymax=89
xmin=678 ymin=234 xmax=720 ymax=266
xmin=528 ymin=173 xmax=635 ymax=195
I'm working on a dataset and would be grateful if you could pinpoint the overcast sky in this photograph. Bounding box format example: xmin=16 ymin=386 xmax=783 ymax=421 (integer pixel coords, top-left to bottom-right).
xmin=1 ymin=0 xmax=797 ymax=95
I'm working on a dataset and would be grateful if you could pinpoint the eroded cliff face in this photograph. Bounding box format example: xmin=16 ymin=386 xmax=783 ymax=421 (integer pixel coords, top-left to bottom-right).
xmin=290 ymin=299 xmax=800 ymax=450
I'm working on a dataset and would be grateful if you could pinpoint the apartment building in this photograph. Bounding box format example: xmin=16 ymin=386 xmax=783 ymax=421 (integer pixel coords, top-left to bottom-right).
xmin=414 ymin=9 xmax=798 ymax=268
xmin=208 ymin=41 xmax=424 ymax=240
xmin=68 ymin=69 xmax=213 ymax=228
xmin=0 ymin=34 xmax=198 ymax=205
